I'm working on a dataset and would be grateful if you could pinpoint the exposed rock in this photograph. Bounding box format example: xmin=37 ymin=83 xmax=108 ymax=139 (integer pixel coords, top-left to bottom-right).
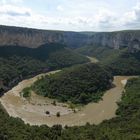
xmin=128 ymin=39 xmax=140 ymax=53
xmin=0 ymin=25 xmax=89 ymax=48
xmin=0 ymin=25 xmax=140 ymax=50
xmin=89 ymin=31 xmax=140 ymax=49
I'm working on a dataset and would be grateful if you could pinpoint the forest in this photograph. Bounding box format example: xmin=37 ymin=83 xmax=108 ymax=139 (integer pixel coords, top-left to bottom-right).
xmin=76 ymin=45 xmax=140 ymax=75
xmin=32 ymin=63 xmax=113 ymax=104
xmin=0 ymin=40 xmax=140 ymax=139
xmin=105 ymin=51 xmax=140 ymax=75
xmin=0 ymin=43 xmax=89 ymax=95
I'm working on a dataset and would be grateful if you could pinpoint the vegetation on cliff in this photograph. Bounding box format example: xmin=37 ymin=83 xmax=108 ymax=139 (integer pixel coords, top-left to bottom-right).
xmin=105 ymin=51 xmax=140 ymax=75
xmin=32 ymin=63 xmax=113 ymax=104
xmin=0 ymin=43 xmax=89 ymax=95
xmin=76 ymin=45 xmax=140 ymax=75
xmin=76 ymin=45 xmax=123 ymax=62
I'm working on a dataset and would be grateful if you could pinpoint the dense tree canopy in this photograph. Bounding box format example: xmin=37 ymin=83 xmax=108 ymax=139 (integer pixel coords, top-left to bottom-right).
xmin=76 ymin=45 xmax=140 ymax=75
xmin=32 ymin=63 xmax=113 ymax=104
xmin=106 ymin=51 xmax=140 ymax=75
xmin=0 ymin=41 xmax=140 ymax=139
xmin=0 ymin=77 xmax=140 ymax=140
xmin=0 ymin=43 xmax=89 ymax=95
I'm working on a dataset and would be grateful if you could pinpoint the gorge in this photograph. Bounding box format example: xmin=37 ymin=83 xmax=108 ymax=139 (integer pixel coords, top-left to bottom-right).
xmin=0 ymin=25 xmax=140 ymax=140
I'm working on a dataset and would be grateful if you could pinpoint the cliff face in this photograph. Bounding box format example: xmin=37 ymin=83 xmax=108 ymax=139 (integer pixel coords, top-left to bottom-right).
xmin=0 ymin=25 xmax=65 ymax=48
xmin=0 ymin=25 xmax=89 ymax=48
xmin=90 ymin=31 xmax=140 ymax=50
xmin=0 ymin=25 xmax=140 ymax=50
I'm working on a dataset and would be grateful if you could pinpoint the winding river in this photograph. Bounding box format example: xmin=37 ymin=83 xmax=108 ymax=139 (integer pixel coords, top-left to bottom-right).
xmin=0 ymin=68 xmax=135 ymax=127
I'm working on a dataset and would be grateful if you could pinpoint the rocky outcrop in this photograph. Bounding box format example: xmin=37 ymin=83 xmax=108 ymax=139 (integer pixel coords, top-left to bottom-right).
xmin=0 ymin=25 xmax=65 ymax=48
xmin=0 ymin=25 xmax=140 ymax=49
xmin=0 ymin=25 xmax=89 ymax=48
xmin=128 ymin=39 xmax=140 ymax=53
xmin=90 ymin=31 xmax=140 ymax=49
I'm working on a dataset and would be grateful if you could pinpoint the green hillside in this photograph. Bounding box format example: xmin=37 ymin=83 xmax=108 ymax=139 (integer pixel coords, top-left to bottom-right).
xmin=75 ymin=45 xmax=124 ymax=63
xmin=0 ymin=43 xmax=89 ymax=95
xmin=106 ymin=51 xmax=140 ymax=75
xmin=76 ymin=45 xmax=140 ymax=75
xmin=32 ymin=63 xmax=113 ymax=104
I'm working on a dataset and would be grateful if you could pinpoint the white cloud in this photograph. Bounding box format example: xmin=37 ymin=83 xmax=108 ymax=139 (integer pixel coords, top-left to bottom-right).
xmin=114 ymin=2 xmax=140 ymax=29
xmin=0 ymin=0 xmax=139 ymax=31
xmin=56 ymin=5 xmax=64 ymax=12
xmin=10 ymin=0 xmax=23 ymax=3
xmin=0 ymin=4 xmax=31 ymax=16
xmin=0 ymin=0 xmax=23 ymax=5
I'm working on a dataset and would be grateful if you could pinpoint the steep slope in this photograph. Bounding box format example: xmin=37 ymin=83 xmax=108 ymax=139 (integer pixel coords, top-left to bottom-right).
xmin=105 ymin=50 xmax=140 ymax=75
xmin=76 ymin=45 xmax=123 ymax=61
xmin=0 ymin=25 xmax=140 ymax=49
xmin=89 ymin=30 xmax=140 ymax=49
xmin=0 ymin=25 xmax=90 ymax=48
xmin=0 ymin=43 xmax=89 ymax=95
xmin=76 ymin=40 xmax=140 ymax=75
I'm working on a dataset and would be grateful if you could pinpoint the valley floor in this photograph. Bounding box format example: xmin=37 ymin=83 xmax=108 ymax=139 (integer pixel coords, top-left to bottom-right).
xmin=0 ymin=69 xmax=136 ymax=126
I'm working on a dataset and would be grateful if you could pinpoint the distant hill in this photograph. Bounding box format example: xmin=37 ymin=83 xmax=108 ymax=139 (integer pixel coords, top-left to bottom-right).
xmin=0 ymin=25 xmax=140 ymax=49
xmin=76 ymin=45 xmax=122 ymax=61
xmin=106 ymin=50 xmax=140 ymax=75
xmin=76 ymin=41 xmax=140 ymax=75
xmin=0 ymin=43 xmax=89 ymax=95
xmin=0 ymin=25 xmax=90 ymax=48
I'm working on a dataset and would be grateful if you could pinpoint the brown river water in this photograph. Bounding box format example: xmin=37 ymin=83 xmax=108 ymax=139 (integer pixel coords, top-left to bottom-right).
xmin=0 ymin=69 xmax=135 ymax=127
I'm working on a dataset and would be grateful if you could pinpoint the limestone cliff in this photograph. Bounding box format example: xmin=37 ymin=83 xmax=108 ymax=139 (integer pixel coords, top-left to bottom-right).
xmin=0 ymin=25 xmax=89 ymax=48
xmin=90 ymin=31 xmax=140 ymax=50
xmin=0 ymin=25 xmax=139 ymax=50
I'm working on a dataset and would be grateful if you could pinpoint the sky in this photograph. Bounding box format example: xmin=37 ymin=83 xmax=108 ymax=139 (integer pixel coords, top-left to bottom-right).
xmin=0 ymin=0 xmax=140 ymax=31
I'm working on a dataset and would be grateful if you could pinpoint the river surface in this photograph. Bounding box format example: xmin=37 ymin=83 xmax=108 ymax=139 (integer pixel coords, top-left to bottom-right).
xmin=0 ymin=68 xmax=135 ymax=127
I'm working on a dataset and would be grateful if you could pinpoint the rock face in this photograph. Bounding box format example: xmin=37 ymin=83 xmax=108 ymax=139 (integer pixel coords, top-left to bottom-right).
xmin=90 ymin=31 xmax=140 ymax=49
xmin=0 ymin=25 xmax=140 ymax=49
xmin=128 ymin=39 xmax=140 ymax=53
xmin=0 ymin=25 xmax=89 ymax=48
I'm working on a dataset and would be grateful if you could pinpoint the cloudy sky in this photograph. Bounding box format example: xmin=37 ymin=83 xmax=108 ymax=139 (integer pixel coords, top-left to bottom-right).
xmin=0 ymin=0 xmax=140 ymax=31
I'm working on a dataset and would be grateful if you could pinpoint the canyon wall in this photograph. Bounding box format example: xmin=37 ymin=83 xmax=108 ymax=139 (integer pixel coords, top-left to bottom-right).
xmin=0 ymin=25 xmax=89 ymax=48
xmin=0 ymin=25 xmax=140 ymax=49
xmin=90 ymin=31 xmax=140 ymax=49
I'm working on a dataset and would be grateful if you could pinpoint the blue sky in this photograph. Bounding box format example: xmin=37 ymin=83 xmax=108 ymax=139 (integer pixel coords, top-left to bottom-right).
xmin=0 ymin=0 xmax=140 ymax=31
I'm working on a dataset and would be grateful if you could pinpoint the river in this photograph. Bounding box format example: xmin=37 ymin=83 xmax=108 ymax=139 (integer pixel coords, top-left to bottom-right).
xmin=0 ymin=68 xmax=135 ymax=126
